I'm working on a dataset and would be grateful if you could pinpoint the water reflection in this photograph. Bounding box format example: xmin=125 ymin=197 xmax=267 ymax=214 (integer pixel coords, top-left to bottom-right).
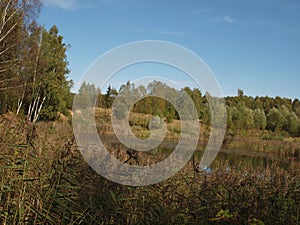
xmin=100 ymin=134 xmax=300 ymax=173
xmin=211 ymin=152 xmax=289 ymax=170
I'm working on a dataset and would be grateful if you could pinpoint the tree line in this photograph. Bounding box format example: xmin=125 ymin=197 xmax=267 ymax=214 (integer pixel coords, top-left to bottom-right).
xmin=1 ymin=0 xmax=299 ymax=137
xmin=78 ymin=81 xmax=300 ymax=137
xmin=0 ymin=0 xmax=72 ymax=122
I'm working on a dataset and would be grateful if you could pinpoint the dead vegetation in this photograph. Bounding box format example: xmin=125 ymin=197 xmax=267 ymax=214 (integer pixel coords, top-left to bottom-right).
xmin=1 ymin=112 xmax=300 ymax=224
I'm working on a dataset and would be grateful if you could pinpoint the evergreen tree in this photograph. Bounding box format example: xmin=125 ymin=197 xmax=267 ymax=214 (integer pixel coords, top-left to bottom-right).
xmin=30 ymin=25 xmax=72 ymax=121
xmin=104 ymin=85 xmax=117 ymax=108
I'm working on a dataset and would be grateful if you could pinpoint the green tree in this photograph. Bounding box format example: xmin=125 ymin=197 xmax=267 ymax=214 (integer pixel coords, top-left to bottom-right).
xmin=237 ymin=89 xmax=244 ymax=98
xmin=266 ymin=107 xmax=285 ymax=131
xmin=292 ymin=99 xmax=300 ymax=117
xmin=231 ymin=102 xmax=254 ymax=129
xmin=0 ymin=0 xmax=41 ymax=114
xmin=30 ymin=25 xmax=72 ymax=121
xmin=201 ymin=103 xmax=211 ymax=125
xmin=164 ymin=101 xmax=175 ymax=123
xmin=113 ymin=81 xmax=136 ymax=119
xmin=133 ymin=85 xmax=150 ymax=114
xmin=253 ymin=97 xmax=263 ymax=109
xmin=284 ymin=112 xmax=299 ymax=136
xmin=253 ymin=108 xmax=267 ymax=130
xmin=148 ymin=81 xmax=167 ymax=117
xmin=76 ymin=82 xmax=97 ymax=109
xmin=226 ymin=105 xmax=233 ymax=129
xmin=104 ymin=85 xmax=117 ymax=108
xmin=261 ymin=96 xmax=275 ymax=114
xmin=192 ymin=88 xmax=203 ymax=119
xmin=0 ymin=2 xmax=73 ymax=121
xmin=96 ymin=88 xmax=104 ymax=108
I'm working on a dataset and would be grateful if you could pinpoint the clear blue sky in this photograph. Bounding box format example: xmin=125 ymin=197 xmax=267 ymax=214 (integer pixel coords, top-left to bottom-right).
xmin=39 ymin=0 xmax=300 ymax=99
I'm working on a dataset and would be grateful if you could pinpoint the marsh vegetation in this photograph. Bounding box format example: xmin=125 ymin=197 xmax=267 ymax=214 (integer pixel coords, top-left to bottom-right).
xmin=1 ymin=112 xmax=300 ymax=224
xmin=1 ymin=1 xmax=300 ymax=224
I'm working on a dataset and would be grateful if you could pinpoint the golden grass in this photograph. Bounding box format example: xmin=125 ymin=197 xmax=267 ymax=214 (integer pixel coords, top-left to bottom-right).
xmin=1 ymin=112 xmax=300 ymax=224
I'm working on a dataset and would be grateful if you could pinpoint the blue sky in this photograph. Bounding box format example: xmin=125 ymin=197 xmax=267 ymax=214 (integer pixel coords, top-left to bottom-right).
xmin=39 ymin=0 xmax=300 ymax=99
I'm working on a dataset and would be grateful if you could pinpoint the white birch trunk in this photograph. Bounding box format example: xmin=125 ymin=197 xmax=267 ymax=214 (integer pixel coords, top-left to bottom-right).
xmin=16 ymin=81 xmax=27 ymax=115
xmin=33 ymin=96 xmax=46 ymax=123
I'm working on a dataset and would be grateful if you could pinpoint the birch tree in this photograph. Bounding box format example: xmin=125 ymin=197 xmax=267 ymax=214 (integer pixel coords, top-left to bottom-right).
xmin=29 ymin=25 xmax=71 ymax=121
xmin=0 ymin=0 xmax=41 ymax=114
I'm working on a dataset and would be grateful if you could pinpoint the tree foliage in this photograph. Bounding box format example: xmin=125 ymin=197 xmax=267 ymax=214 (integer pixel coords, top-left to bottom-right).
xmin=0 ymin=1 xmax=72 ymax=121
xmin=253 ymin=108 xmax=267 ymax=130
xmin=86 ymin=84 xmax=300 ymax=137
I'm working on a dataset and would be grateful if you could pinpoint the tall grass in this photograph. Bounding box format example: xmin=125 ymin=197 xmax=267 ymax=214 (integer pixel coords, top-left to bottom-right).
xmin=0 ymin=115 xmax=88 ymax=224
xmin=1 ymin=113 xmax=300 ymax=224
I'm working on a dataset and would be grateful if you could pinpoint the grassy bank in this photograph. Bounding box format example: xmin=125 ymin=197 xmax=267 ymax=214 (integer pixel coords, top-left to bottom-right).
xmin=94 ymin=108 xmax=300 ymax=158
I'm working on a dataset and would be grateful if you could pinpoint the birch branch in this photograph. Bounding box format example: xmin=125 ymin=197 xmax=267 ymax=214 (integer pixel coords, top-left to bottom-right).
xmin=0 ymin=0 xmax=12 ymax=36
xmin=0 ymin=81 xmax=35 ymax=91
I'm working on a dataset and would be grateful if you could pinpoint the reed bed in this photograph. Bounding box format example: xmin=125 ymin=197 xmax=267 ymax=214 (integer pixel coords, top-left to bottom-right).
xmin=1 ymin=114 xmax=300 ymax=224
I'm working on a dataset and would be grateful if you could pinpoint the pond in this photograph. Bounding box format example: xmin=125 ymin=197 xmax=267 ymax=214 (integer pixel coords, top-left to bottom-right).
xmin=99 ymin=134 xmax=300 ymax=173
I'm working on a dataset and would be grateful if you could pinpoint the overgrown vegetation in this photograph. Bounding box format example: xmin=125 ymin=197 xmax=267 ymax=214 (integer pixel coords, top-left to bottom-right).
xmin=1 ymin=1 xmax=300 ymax=224
xmin=1 ymin=113 xmax=300 ymax=224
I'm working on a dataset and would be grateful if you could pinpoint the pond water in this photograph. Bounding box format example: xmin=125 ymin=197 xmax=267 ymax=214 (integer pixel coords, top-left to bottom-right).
xmin=99 ymin=134 xmax=300 ymax=172
xmin=211 ymin=151 xmax=291 ymax=170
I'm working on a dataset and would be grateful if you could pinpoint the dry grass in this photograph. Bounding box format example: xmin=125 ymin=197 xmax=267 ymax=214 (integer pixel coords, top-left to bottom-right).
xmin=1 ymin=112 xmax=300 ymax=224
